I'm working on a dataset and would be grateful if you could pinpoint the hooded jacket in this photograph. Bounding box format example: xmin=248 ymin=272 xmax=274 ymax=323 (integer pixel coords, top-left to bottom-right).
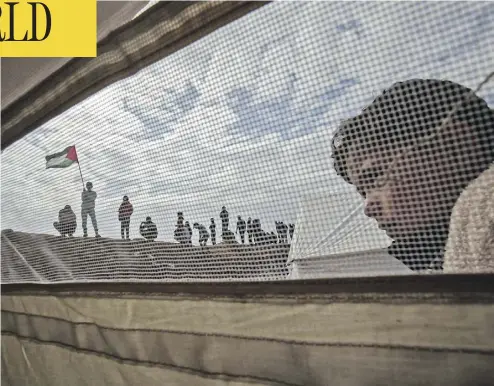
xmin=444 ymin=163 xmax=494 ymax=273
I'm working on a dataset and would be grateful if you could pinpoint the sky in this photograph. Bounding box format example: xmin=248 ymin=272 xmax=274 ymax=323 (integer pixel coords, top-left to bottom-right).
xmin=2 ymin=2 xmax=493 ymax=251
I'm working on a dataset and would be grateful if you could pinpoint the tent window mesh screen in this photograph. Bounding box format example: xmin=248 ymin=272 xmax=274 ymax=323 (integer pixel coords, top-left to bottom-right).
xmin=2 ymin=1 xmax=493 ymax=283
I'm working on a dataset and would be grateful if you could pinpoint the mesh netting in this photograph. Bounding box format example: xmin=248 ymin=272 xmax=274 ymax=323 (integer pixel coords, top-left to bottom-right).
xmin=2 ymin=1 xmax=493 ymax=283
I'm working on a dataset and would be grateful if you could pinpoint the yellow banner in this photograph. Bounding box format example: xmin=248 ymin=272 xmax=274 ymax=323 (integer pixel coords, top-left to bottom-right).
xmin=0 ymin=0 xmax=96 ymax=57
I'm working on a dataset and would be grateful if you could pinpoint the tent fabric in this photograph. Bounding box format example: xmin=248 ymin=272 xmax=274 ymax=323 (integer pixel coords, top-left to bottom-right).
xmin=2 ymin=338 xmax=260 ymax=386
xmin=289 ymin=191 xmax=392 ymax=261
xmin=0 ymin=1 xmax=149 ymax=111
xmin=287 ymin=190 xmax=413 ymax=278
xmin=1 ymin=1 xmax=268 ymax=150
xmin=2 ymin=275 xmax=494 ymax=385
xmin=288 ymin=249 xmax=413 ymax=280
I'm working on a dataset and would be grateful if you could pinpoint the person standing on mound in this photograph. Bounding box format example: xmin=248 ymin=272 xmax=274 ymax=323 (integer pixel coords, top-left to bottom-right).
xmin=118 ymin=195 xmax=133 ymax=240
xmin=81 ymin=182 xmax=100 ymax=238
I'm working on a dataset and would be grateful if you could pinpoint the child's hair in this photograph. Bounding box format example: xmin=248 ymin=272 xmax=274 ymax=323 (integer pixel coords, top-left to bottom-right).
xmin=332 ymin=79 xmax=494 ymax=184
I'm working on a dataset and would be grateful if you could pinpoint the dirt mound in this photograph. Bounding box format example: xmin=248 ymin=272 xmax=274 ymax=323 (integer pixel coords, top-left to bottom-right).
xmin=1 ymin=230 xmax=289 ymax=282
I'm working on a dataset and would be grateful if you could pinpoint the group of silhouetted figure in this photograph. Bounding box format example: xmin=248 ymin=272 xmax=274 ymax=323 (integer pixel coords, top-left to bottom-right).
xmin=53 ymin=182 xmax=294 ymax=246
xmin=172 ymin=207 xmax=295 ymax=246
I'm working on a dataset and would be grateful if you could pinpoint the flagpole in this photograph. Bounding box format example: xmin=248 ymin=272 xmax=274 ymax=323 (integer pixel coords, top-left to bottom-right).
xmin=77 ymin=161 xmax=85 ymax=189
xmin=74 ymin=145 xmax=85 ymax=189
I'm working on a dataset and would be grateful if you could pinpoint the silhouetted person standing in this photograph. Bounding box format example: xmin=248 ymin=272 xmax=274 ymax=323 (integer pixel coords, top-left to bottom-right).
xmin=236 ymin=216 xmax=246 ymax=244
xmin=174 ymin=218 xmax=187 ymax=244
xmin=253 ymin=219 xmax=262 ymax=244
xmin=220 ymin=206 xmax=229 ymax=232
xmin=140 ymin=216 xmax=158 ymax=241
xmin=194 ymin=223 xmax=209 ymax=246
xmin=185 ymin=221 xmax=193 ymax=245
xmin=53 ymin=205 xmax=77 ymax=237
xmin=274 ymin=221 xmax=288 ymax=243
xmin=210 ymin=218 xmax=216 ymax=245
xmin=118 ymin=195 xmax=133 ymax=240
xmin=81 ymin=182 xmax=100 ymax=238
xmin=280 ymin=222 xmax=288 ymax=243
xmin=289 ymin=224 xmax=295 ymax=241
xmin=275 ymin=222 xmax=282 ymax=243
xmin=247 ymin=217 xmax=253 ymax=244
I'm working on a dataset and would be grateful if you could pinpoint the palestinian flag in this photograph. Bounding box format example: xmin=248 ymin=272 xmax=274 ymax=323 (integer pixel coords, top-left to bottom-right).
xmin=45 ymin=145 xmax=79 ymax=169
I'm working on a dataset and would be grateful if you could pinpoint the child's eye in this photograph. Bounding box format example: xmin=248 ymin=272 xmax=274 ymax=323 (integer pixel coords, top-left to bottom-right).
xmin=359 ymin=165 xmax=384 ymax=193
